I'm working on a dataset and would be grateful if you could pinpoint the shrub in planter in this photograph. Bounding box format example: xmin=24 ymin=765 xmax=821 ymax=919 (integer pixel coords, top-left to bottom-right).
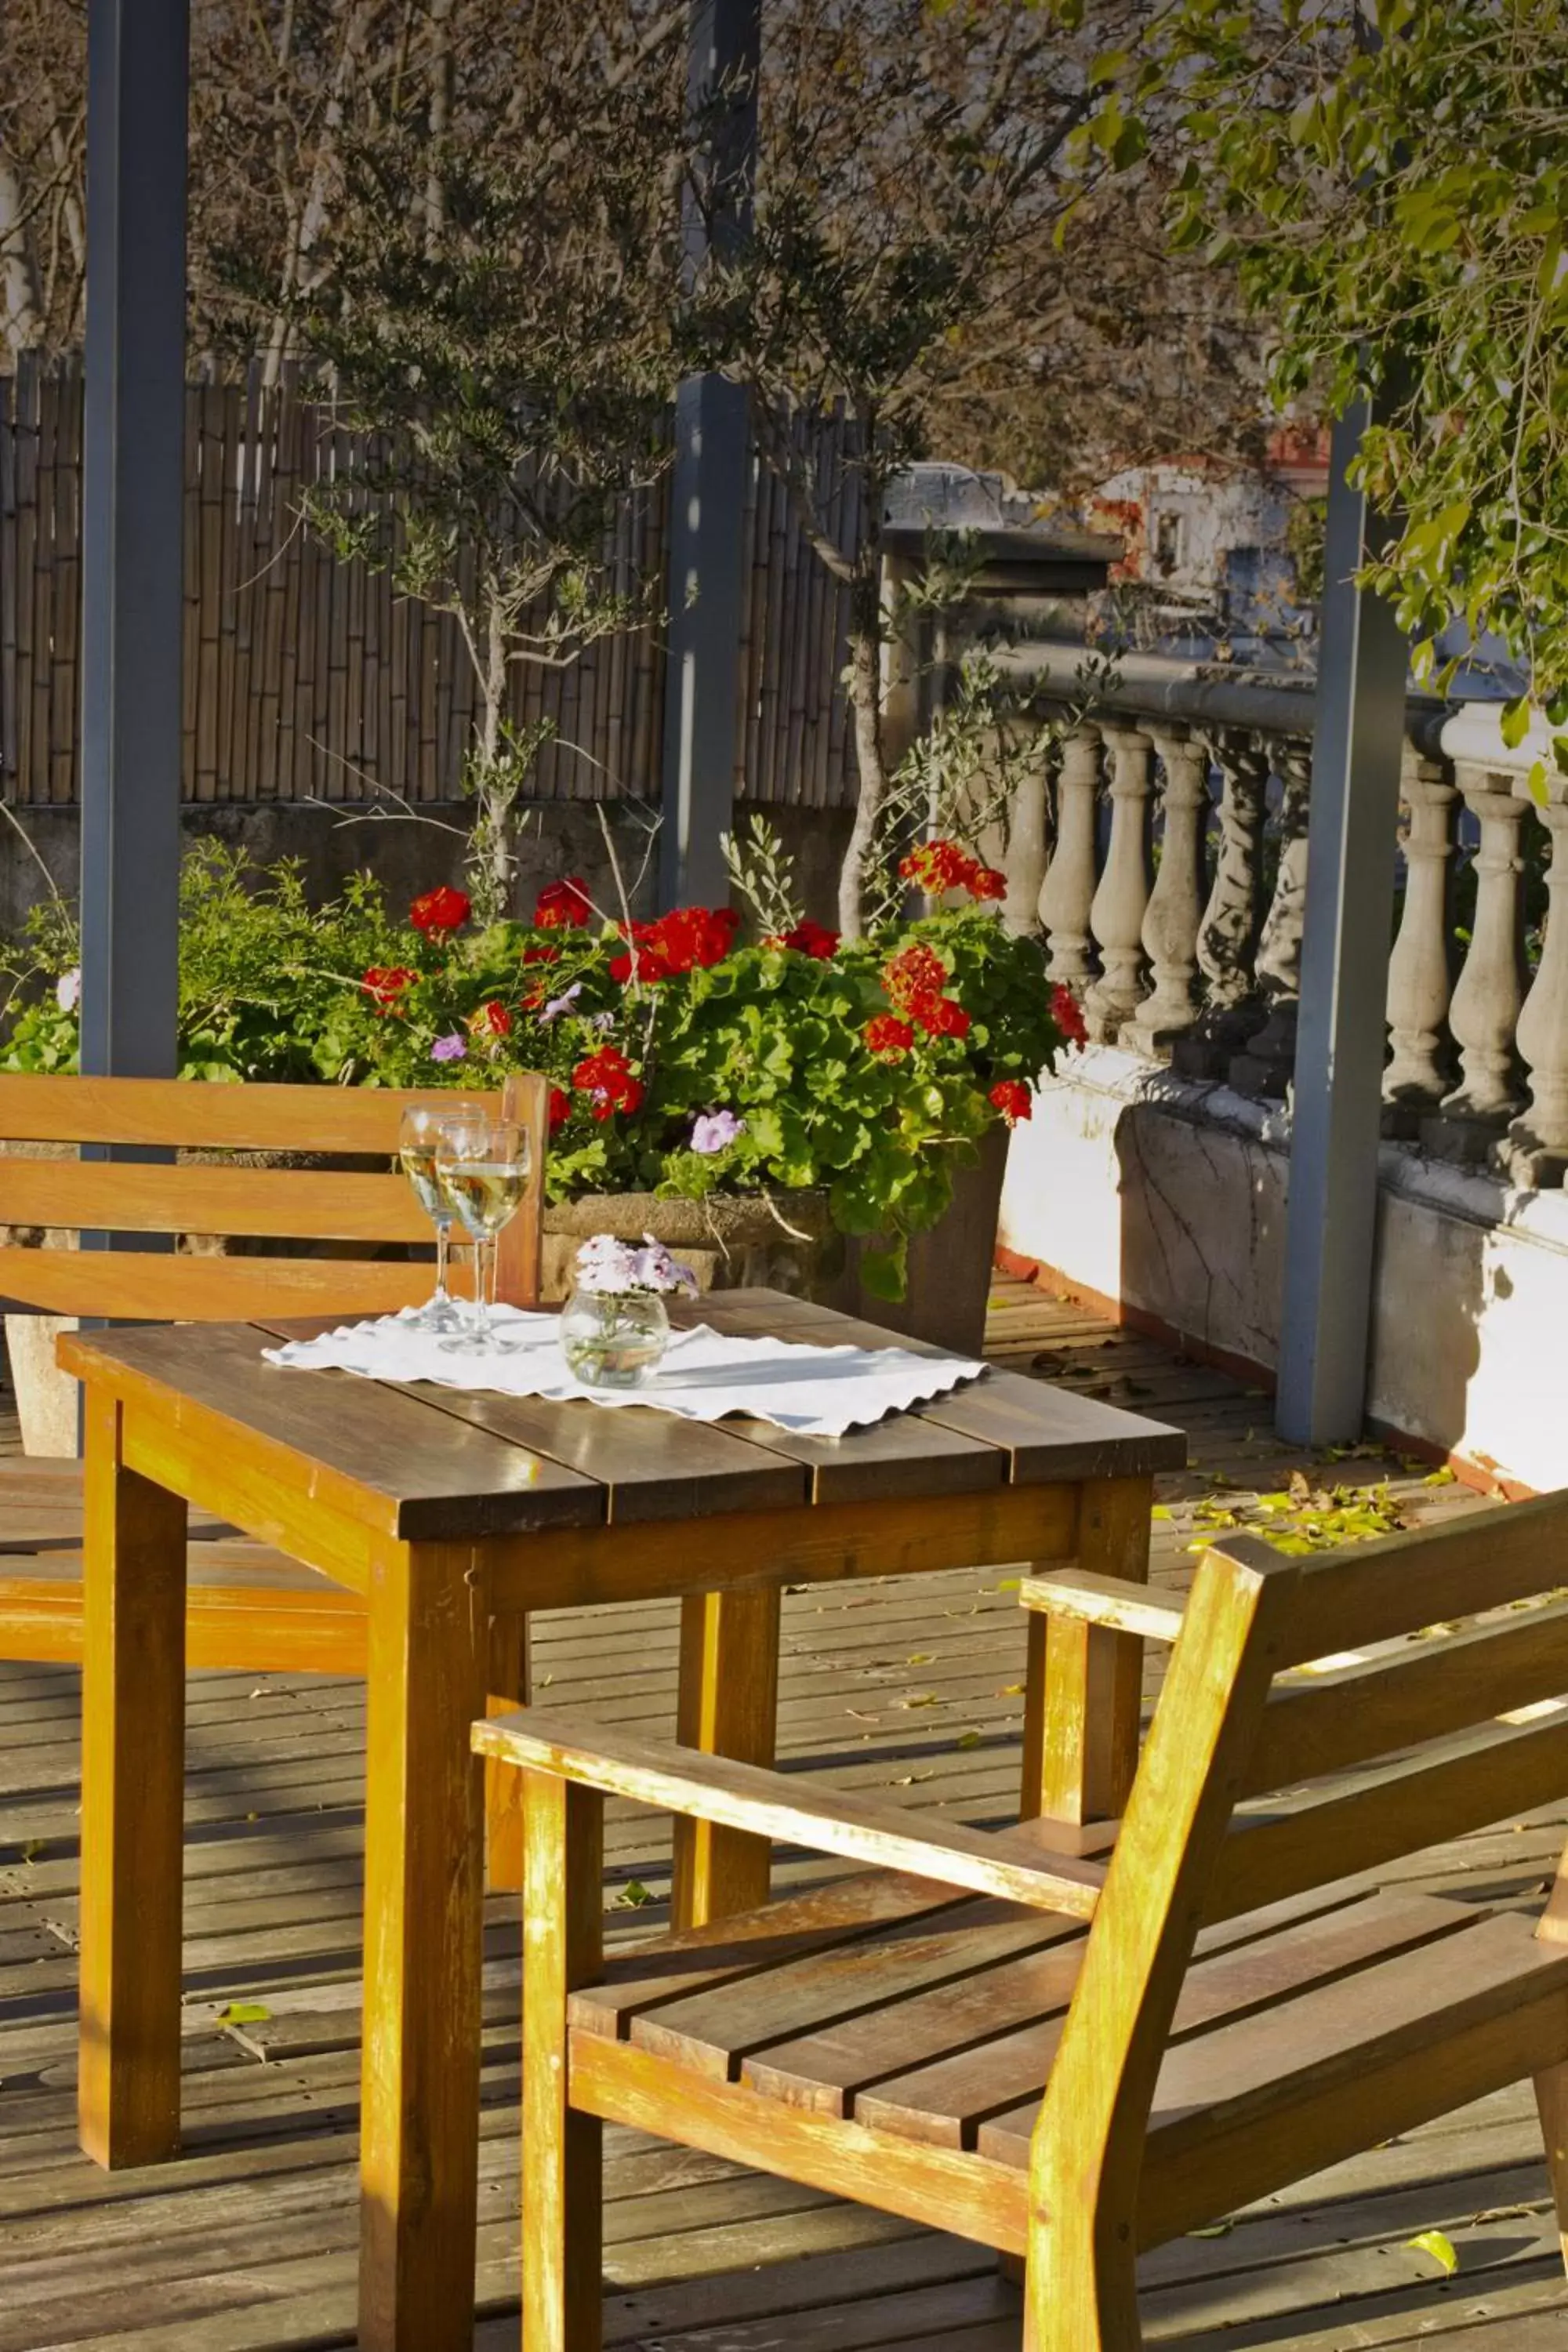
xmin=4 ymin=838 xmax=1082 ymax=1305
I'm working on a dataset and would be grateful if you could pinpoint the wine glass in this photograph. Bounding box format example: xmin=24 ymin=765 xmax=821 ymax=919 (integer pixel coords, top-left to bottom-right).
xmin=434 ymin=1112 xmax=533 ymax=1357
xmin=398 ymin=1103 xmax=473 ymax=1335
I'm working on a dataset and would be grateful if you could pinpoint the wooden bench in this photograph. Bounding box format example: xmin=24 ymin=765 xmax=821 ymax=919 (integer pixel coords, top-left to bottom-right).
xmin=478 ymin=1490 xmax=1568 ymax=2350
xmin=0 ymin=1069 xmax=544 ymax=1686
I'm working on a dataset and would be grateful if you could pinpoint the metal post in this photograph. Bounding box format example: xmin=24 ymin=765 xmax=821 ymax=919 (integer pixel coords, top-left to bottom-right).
xmin=659 ymin=0 xmax=760 ymax=910
xmin=78 ymin=0 xmax=189 ymax=1079
xmin=1275 ymin=399 xmax=1409 ymax=1443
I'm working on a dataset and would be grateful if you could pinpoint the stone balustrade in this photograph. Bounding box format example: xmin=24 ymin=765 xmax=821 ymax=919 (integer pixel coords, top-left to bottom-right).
xmin=995 ymin=646 xmax=1568 ymax=1189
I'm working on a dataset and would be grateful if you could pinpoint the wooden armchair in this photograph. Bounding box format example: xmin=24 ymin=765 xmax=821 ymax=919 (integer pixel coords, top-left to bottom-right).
xmin=477 ymin=1490 xmax=1568 ymax=2350
xmin=0 ymin=1069 xmax=543 ymax=1675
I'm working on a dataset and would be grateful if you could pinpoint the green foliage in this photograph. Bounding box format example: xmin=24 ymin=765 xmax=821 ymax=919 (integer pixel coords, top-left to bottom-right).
xmin=2 ymin=846 xmax=1069 ymax=1295
xmin=0 ymin=845 xmax=402 ymax=1083
xmin=1080 ymin=0 xmax=1568 ymax=742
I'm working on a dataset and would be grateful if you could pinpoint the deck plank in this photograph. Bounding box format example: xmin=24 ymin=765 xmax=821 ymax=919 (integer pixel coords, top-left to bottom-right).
xmin=0 ymin=1275 xmax=1557 ymax=2348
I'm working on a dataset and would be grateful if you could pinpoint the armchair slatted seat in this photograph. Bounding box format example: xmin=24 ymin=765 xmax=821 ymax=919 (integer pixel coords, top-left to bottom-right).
xmin=478 ymin=1489 xmax=1568 ymax=2350
xmin=0 ymin=1070 xmax=543 ymax=1684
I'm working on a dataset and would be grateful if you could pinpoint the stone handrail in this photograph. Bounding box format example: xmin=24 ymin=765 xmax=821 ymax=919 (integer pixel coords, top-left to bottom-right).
xmin=996 ymin=645 xmax=1566 ymax=1187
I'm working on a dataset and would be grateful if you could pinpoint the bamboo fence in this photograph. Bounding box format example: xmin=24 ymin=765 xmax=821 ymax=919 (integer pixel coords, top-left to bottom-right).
xmin=0 ymin=358 xmax=861 ymax=812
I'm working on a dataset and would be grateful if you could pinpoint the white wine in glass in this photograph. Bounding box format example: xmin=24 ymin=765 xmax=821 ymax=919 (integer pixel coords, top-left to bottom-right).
xmin=397 ymin=1103 xmax=474 ymax=1334
xmin=434 ymin=1116 xmax=532 ymax=1356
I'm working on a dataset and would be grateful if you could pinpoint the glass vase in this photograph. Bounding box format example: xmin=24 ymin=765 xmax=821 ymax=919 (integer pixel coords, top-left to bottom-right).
xmin=559 ymin=1286 xmax=670 ymax=1390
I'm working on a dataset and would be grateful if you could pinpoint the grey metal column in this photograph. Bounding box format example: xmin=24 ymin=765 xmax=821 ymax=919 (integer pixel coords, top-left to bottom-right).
xmin=659 ymin=0 xmax=760 ymax=909
xmin=1276 ymin=399 xmax=1409 ymax=1443
xmin=78 ymin=0 xmax=189 ymax=1078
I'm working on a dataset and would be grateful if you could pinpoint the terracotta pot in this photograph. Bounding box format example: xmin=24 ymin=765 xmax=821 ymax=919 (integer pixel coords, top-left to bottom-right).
xmin=820 ymin=1126 xmax=1008 ymax=1357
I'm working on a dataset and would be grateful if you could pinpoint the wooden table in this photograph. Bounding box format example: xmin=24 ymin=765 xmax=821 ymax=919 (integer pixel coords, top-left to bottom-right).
xmin=60 ymin=1290 xmax=1183 ymax=2352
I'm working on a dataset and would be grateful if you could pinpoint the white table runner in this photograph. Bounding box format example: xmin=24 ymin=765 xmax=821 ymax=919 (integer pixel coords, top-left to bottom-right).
xmin=263 ymin=1307 xmax=985 ymax=1438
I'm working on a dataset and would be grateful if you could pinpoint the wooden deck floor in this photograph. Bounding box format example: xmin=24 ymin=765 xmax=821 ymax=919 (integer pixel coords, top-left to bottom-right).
xmin=2 ymin=1279 xmax=1565 ymax=2350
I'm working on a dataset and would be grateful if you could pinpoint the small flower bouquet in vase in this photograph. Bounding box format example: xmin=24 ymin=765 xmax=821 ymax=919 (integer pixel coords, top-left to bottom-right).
xmin=560 ymin=1233 xmax=699 ymax=1390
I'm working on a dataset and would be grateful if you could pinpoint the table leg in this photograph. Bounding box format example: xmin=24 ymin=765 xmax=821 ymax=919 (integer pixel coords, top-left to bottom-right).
xmin=671 ymin=1586 xmax=782 ymax=1929
xmin=1021 ymin=1475 xmax=1152 ymax=1827
xmin=359 ymin=1540 xmax=490 ymax=2352
xmin=78 ymin=1389 xmax=188 ymax=2169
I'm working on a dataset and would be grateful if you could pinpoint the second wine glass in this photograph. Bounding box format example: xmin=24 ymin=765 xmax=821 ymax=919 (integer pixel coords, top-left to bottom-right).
xmin=434 ymin=1112 xmax=532 ymax=1357
xmin=398 ymin=1102 xmax=472 ymax=1334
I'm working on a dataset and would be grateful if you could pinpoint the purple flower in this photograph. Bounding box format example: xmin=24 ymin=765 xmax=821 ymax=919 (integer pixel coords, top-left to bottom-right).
xmin=573 ymin=1231 xmax=699 ymax=1298
xmin=631 ymin=1240 xmax=699 ymax=1296
xmin=56 ymin=967 xmax=81 ymax=1013
xmin=430 ymin=1032 xmax=467 ymax=1062
xmin=691 ymin=1109 xmax=744 ymax=1155
xmin=589 ymin=1010 xmax=616 ymax=1033
xmin=539 ymin=982 xmax=584 ymax=1025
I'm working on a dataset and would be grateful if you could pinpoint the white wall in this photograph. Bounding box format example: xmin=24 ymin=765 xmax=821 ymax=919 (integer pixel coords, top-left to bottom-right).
xmin=1000 ymin=1050 xmax=1568 ymax=1492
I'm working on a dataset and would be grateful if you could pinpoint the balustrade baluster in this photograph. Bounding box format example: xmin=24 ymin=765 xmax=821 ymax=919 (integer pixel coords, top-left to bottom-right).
xmin=1382 ymin=743 xmax=1457 ymax=1129
xmin=1171 ymin=728 xmax=1269 ymax=1080
xmin=1039 ymin=724 xmax=1102 ymax=991
xmin=1499 ymin=779 xmax=1568 ymax=1185
xmin=1125 ymin=727 xmax=1208 ymax=1058
xmin=1230 ymin=738 xmax=1312 ymax=1099
xmin=1083 ymin=724 xmax=1155 ymax=1043
xmin=1001 ymin=741 xmax=1051 ymax=941
xmin=1423 ymin=769 xmax=1528 ymax=1163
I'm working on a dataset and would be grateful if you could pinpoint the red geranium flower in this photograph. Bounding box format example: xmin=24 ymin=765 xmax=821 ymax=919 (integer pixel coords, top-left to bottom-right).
xmin=882 ymin=942 xmax=947 ymax=1012
xmin=609 ymin=920 xmax=672 ymax=985
xmin=968 ymin=866 xmax=1007 ymax=902
xmin=900 ymin=838 xmax=976 ymax=895
xmin=863 ymin=1014 xmax=915 ymax=1059
xmin=1051 ymin=982 xmax=1089 ymax=1047
xmin=535 ymin=877 xmax=593 ymax=929
xmin=547 ymin=1085 xmax=572 ymax=1134
xmin=361 ymin=966 xmax=415 ymax=1014
xmin=468 ymin=1000 xmax=512 ymax=1039
xmin=521 ymin=943 xmax=561 ymax=966
xmin=612 ymin=905 xmax=739 ymax=984
xmin=913 ymin=993 xmax=971 ymax=1040
xmin=571 ymin=1044 xmax=644 ymax=1120
xmin=409 ymin=884 xmax=470 ymax=934
xmin=989 ymin=1079 xmax=1033 ymax=1127
xmin=771 ymin=919 xmax=840 ymax=960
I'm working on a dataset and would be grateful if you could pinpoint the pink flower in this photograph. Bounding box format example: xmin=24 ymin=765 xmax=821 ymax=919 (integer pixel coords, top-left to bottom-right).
xmin=430 ymin=1033 xmax=467 ymax=1062
xmin=56 ymin=967 xmax=82 ymax=1013
xmin=691 ymin=1109 xmax=745 ymax=1154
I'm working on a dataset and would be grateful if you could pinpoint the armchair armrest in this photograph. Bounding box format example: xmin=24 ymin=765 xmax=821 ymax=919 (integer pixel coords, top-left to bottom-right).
xmin=1020 ymin=1568 xmax=1187 ymax=1645
xmin=474 ymin=1707 xmax=1105 ymax=1919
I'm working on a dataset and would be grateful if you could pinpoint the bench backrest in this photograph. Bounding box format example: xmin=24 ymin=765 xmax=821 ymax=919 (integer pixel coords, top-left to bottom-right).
xmin=1036 ymin=1494 xmax=1568 ymax=2212
xmin=0 ymin=1070 xmax=546 ymax=1320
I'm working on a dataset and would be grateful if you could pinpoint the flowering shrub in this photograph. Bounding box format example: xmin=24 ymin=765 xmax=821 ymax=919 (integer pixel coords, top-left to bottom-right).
xmin=1 ymin=836 xmax=1076 ymax=1296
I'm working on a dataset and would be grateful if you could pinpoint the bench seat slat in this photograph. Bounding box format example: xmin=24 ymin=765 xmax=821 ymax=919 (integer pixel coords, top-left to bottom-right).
xmin=634 ymin=1898 xmax=1084 ymax=2083
xmin=975 ymin=1904 xmax=1568 ymax=2169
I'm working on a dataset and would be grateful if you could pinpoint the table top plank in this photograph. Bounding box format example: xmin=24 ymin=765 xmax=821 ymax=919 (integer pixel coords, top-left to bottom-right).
xmin=684 ymin=1292 xmax=1186 ymax=1482
xmin=397 ymin=1386 xmax=809 ymax=1524
xmin=255 ymin=1315 xmax=811 ymax=1524
xmin=715 ymin=1412 xmax=1007 ymax=1506
xmin=59 ymin=1323 xmax=605 ymax=1541
xmin=63 ymin=1287 xmax=1184 ymax=1544
xmin=914 ymin=1370 xmax=1187 ymax=1482
xmin=261 ymin=1309 xmax=1003 ymax=1515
